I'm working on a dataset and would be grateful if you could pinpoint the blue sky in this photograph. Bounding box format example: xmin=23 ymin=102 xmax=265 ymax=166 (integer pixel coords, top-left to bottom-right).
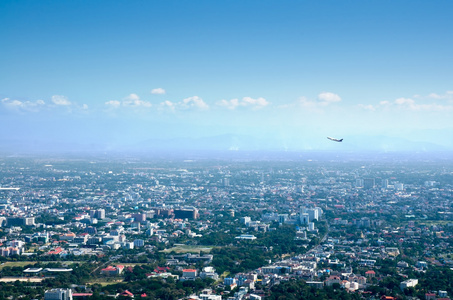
xmin=1 ymin=1 xmax=453 ymax=152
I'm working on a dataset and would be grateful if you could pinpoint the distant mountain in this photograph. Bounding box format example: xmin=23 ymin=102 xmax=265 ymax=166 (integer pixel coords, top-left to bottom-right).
xmin=325 ymin=135 xmax=449 ymax=153
xmin=134 ymin=134 xmax=450 ymax=153
xmin=136 ymin=134 xmax=274 ymax=152
xmin=0 ymin=133 xmax=450 ymax=155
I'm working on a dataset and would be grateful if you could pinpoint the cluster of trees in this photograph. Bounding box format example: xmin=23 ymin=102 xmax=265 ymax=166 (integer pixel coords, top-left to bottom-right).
xmin=0 ymin=282 xmax=45 ymax=300
xmin=88 ymin=276 xmax=214 ymax=300
xmin=268 ymin=280 xmax=361 ymax=300
xmin=211 ymin=246 xmax=268 ymax=275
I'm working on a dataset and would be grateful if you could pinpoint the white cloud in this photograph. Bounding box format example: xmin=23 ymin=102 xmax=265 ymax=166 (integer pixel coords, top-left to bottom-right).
xmin=428 ymin=93 xmax=443 ymax=99
xmin=217 ymin=98 xmax=240 ymax=110
xmin=160 ymin=96 xmax=209 ymax=111
xmin=105 ymin=100 xmax=121 ymax=108
xmin=282 ymin=92 xmax=341 ymax=111
xmin=151 ymin=88 xmax=166 ymax=95
xmin=395 ymin=97 xmax=415 ymax=105
xmin=242 ymin=97 xmax=269 ymax=108
xmin=357 ymin=104 xmax=376 ymax=111
xmin=159 ymin=100 xmax=176 ymax=110
xmin=358 ymin=96 xmax=453 ymax=112
xmin=105 ymin=94 xmax=152 ymax=109
xmin=1 ymin=97 xmax=46 ymax=112
xmin=126 ymin=93 xmax=152 ymax=107
xmin=216 ymin=97 xmax=269 ymax=110
xmin=51 ymin=95 xmax=71 ymax=106
xmin=181 ymin=96 xmax=209 ymax=110
xmin=317 ymin=92 xmax=341 ymax=104
xmin=426 ymin=91 xmax=453 ymax=100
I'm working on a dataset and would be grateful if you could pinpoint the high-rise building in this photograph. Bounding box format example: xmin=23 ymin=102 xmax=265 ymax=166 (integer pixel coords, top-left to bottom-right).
xmin=300 ymin=213 xmax=309 ymax=225
xmin=174 ymin=208 xmax=198 ymax=220
xmin=315 ymin=207 xmax=323 ymax=217
xmin=306 ymin=209 xmax=319 ymax=221
xmin=90 ymin=209 xmax=105 ymax=219
xmin=44 ymin=288 xmax=73 ymax=300
xmin=132 ymin=213 xmax=146 ymax=222
xmin=241 ymin=216 xmax=251 ymax=225
xmin=355 ymin=179 xmax=364 ymax=188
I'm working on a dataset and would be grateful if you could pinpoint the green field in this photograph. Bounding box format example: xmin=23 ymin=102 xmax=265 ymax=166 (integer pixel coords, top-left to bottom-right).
xmin=161 ymin=245 xmax=214 ymax=254
xmin=87 ymin=279 xmax=124 ymax=286
xmin=0 ymin=261 xmax=84 ymax=270
xmin=0 ymin=261 xmax=37 ymax=270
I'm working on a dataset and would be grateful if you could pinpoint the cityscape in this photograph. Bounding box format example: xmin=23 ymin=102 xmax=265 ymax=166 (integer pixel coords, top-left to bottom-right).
xmin=0 ymin=153 xmax=452 ymax=299
xmin=2 ymin=0 xmax=453 ymax=299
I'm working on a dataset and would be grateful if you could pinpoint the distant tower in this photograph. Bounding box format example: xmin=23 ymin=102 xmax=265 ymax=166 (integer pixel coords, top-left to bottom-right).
xmin=355 ymin=179 xmax=364 ymax=188
xmin=300 ymin=213 xmax=309 ymax=225
xmin=381 ymin=179 xmax=389 ymax=189
xmin=307 ymin=209 xmax=319 ymax=221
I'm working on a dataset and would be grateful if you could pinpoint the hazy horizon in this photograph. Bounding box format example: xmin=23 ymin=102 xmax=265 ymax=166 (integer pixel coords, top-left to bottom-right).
xmin=1 ymin=1 xmax=452 ymax=154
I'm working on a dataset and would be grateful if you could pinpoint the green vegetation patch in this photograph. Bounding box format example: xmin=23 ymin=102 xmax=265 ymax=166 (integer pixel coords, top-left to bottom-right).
xmin=0 ymin=261 xmax=36 ymax=270
xmin=88 ymin=279 xmax=124 ymax=287
xmin=161 ymin=245 xmax=214 ymax=253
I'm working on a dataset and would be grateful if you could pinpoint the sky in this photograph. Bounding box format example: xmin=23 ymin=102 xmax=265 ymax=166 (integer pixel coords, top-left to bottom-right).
xmin=1 ymin=0 xmax=453 ymax=153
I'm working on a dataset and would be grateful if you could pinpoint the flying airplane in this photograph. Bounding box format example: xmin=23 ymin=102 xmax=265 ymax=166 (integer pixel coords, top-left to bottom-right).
xmin=327 ymin=137 xmax=343 ymax=142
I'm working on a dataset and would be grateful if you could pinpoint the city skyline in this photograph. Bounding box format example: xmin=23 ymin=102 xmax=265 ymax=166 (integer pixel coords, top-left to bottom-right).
xmin=1 ymin=1 xmax=453 ymax=153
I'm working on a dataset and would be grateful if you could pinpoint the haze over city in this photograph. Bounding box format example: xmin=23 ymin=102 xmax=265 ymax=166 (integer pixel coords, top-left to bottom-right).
xmin=1 ymin=1 xmax=453 ymax=154
xmin=3 ymin=3 xmax=453 ymax=300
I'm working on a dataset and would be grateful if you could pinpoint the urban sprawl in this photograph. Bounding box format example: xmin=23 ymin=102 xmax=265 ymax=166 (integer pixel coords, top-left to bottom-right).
xmin=0 ymin=155 xmax=453 ymax=300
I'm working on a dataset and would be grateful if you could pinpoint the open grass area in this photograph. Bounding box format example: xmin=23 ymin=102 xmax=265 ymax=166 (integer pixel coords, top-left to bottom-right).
xmin=87 ymin=279 xmax=124 ymax=286
xmin=161 ymin=245 xmax=214 ymax=254
xmin=0 ymin=261 xmax=37 ymax=270
xmin=0 ymin=260 xmax=84 ymax=270
xmin=0 ymin=277 xmax=45 ymax=282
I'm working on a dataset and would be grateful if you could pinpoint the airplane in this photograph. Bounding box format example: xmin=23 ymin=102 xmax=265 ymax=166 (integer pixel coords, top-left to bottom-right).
xmin=327 ymin=137 xmax=343 ymax=142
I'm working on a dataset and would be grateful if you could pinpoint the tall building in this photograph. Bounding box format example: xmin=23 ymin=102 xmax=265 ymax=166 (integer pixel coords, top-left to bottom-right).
xmin=174 ymin=208 xmax=198 ymax=220
xmin=44 ymin=288 xmax=73 ymax=300
xmin=306 ymin=209 xmax=319 ymax=221
xmin=315 ymin=207 xmax=323 ymax=218
xmin=355 ymin=179 xmax=364 ymax=188
xmin=90 ymin=209 xmax=105 ymax=219
xmin=132 ymin=213 xmax=146 ymax=222
xmin=300 ymin=213 xmax=309 ymax=225
xmin=241 ymin=217 xmax=251 ymax=225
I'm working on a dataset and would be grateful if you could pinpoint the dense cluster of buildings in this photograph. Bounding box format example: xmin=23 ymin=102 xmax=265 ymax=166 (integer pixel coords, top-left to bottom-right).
xmin=0 ymin=157 xmax=453 ymax=299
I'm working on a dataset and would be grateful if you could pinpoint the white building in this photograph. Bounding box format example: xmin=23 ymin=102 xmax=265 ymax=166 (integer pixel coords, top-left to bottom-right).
xmin=307 ymin=209 xmax=319 ymax=221
xmin=134 ymin=239 xmax=145 ymax=247
xmin=182 ymin=269 xmax=197 ymax=280
xmin=241 ymin=217 xmax=251 ymax=225
xmin=44 ymin=288 xmax=73 ymax=300
xmin=235 ymin=234 xmax=257 ymax=240
xmin=400 ymin=279 xmax=418 ymax=290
